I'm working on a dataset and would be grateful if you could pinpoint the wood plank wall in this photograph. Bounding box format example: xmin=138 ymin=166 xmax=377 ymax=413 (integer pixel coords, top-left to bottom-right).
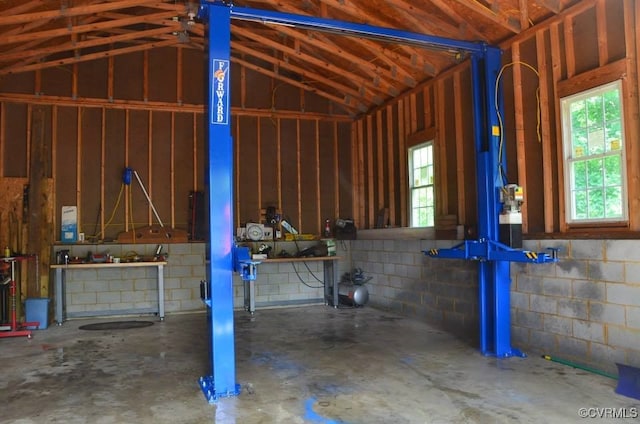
xmin=352 ymin=0 xmax=639 ymax=236
xmin=0 ymin=47 xmax=354 ymax=249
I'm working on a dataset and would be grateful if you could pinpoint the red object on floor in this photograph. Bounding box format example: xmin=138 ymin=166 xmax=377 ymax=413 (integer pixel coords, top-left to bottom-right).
xmin=0 ymin=256 xmax=39 ymax=339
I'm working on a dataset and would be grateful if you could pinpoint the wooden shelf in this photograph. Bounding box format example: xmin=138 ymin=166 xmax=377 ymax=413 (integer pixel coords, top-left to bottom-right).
xmin=262 ymin=256 xmax=341 ymax=263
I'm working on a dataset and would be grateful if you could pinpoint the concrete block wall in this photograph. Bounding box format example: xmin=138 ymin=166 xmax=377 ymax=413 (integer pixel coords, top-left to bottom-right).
xmin=53 ymin=241 xmax=351 ymax=318
xmin=511 ymin=239 xmax=640 ymax=374
xmin=54 ymin=243 xmax=207 ymax=318
xmin=232 ymin=240 xmax=351 ymax=310
xmin=350 ymin=238 xmax=479 ymax=341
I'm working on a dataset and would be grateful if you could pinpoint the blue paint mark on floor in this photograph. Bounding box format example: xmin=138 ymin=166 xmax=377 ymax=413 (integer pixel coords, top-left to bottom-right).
xmin=304 ymin=397 xmax=341 ymax=424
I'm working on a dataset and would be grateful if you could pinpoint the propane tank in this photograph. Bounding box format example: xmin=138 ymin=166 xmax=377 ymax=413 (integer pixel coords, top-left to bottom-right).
xmin=338 ymin=282 xmax=369 ymax=306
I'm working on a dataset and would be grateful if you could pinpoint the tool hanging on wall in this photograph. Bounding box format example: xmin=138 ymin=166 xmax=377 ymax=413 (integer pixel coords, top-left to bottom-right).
xmin=117 ymin=167 xmax=188 ymax=243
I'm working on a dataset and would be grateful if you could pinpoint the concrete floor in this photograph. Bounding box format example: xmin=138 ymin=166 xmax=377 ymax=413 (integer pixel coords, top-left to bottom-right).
xmin=0 ymin=305 xmax=636 ymax=423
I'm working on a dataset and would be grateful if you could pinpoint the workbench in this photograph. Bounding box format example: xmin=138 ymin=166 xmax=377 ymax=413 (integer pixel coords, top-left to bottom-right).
xmin=50 ymin=261 xmax=167 ymax=325
xmin=243 ymin=256 xmax=340 ymax=314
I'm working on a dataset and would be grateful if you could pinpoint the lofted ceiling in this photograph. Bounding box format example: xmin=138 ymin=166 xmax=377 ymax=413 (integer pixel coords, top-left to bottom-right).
xmin=0 ymin=0 xmax=578 ymax=116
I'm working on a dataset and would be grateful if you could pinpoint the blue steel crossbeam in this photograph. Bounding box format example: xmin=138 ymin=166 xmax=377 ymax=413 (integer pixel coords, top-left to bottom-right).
xmin=197 ymin=0 xmax=556 ymax=402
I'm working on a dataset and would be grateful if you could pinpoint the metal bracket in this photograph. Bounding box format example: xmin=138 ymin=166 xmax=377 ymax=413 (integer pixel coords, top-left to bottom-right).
xmin=425 ymin=240 xmax=559 ymax=264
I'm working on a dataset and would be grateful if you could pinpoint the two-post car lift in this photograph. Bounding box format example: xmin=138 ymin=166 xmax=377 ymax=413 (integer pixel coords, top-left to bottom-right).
xmin=196 ymin=0 xmax=558 ymax=402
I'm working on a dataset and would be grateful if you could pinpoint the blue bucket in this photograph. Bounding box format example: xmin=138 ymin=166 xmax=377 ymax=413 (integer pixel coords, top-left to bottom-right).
xmin=25 ymin=298 xmax=50 ymax=330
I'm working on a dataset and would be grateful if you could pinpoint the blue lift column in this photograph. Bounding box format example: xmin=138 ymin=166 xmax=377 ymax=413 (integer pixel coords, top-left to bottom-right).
xmin=197 ymin=1 xmax=241 ymax=402
xmin=470 ymin=47 xmax=518 ymax=357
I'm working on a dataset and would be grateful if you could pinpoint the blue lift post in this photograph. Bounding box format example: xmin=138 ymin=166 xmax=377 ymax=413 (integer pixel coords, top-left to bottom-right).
xmin=197 ymin=1 xmax=240 ymax=403
xmin=197 ymin=0 xmax=559 ymax=402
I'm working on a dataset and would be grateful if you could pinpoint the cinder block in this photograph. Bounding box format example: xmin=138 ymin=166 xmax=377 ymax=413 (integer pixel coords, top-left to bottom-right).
xmin=109 ymin=280 xmax=134 ymax=291
xmin=606 ymin=283 xmax=640 ymax=305
xmin=543 ymin=315 xmax=572 ymax=336
xmin=167 ymin=243 xmax=192 ymax=255
xmin=589 ymin=262 xmax=624 ymax=283
xmin=97 ymin=292 xmax=121 ymax=304
xmin=65 ymin=281 xmax=85 ymax=293
xmin=180 ymin=299 xmax=205 ymax=311
xmin=625 ymin=263 xmax=640 ymax=284
xmin=607 ymin=325 xmax=640 ymax=351
xmin=511 ymin=325 xmax=530 ymax=346
xmin=557 ymin=299 xmax=587 ymax=319
xmin=97 ymin=269 xmax=124 ymax=280
xmin=68 ymin=269 xmax=98 ymax=281
xmin=529 ymin=329 xmax=557 ymax=353
xmin=606 ymin=240 xmax=640 ymax=262
xmin=572 ymin=280 xmax=605 ymax=301
xmin=555 ymin=260 xmax=588 ymax=280
xmin=71 ymin=292 xmax=97 ymax=305
xmin=572 ymin=320 xmax=604 ymax=343
xmin=511 ymin=291 xmax=529 ymax=310
xmin=590 ymin=302 xmax=625 ymax=325
xmin=121 ymin=291 xmax=145 ymax=302
xmin=530 ymin=294 xmax=557 ymax=314
xmin=626 ymin=306 xmax=640 ymax=329
xmin=436 ymin=297 xmax=454 ymax=312
xmin=134 ymin=279 xmax=156 ymax=290
xmin=164 ymin=300 xmax=181 ymax=312
xmin=167 ymin=265 xmax=193 ymax=278
xmin=557 ymin=337 xmax=588 ymax=360
xmin=515 ymin=274 xmax=543 ymax=294
xmin=170 ymin=288 xmax=192 ymax=301
xmin=589 ymin=342 xmax=626 ymax=374
xmin=542 ymin=278 xmax=571 ymax=297
xmin=571 ymin=240 xmax=604 ymax=260
xmin=516 ymin=310 xmax=544 ymax=330
xmin=121 ymin=268 xmax=148 ymax=279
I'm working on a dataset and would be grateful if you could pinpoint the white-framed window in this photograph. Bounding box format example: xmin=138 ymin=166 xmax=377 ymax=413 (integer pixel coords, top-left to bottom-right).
xmin=561 ymin=80 xmax=627 ymax=224
xmin=409 ymin=142 xmax=435 ymax=227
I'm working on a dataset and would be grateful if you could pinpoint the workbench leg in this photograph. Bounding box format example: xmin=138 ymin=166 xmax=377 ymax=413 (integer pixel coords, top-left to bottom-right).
xmin=55 ymin=268 xmax=63 ymax=325
xmin=157 ymin=264 xmax=165 ymax=321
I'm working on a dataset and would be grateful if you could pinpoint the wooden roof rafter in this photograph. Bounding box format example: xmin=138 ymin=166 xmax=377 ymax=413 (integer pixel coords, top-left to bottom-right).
xmin=0 ymin=0 xmax=174 ymax=27
xmin=450 ymin=0 xmax=522 ymax=34
xmin=0 ymin=38 xmax=181 ymax=76
xmin=427 ymin=0 xmax=489 ymax=40
xmin=232 ymin=41 xmax=371 ymax=111
xmin=313 ymin=0 xmax=442 ymax=76
xmin=232 ymin=25 xmax=389 ymax=103
xmin=231 ymin=55 xmax=358 ymax=116
xmin=269 ymin=25 xmax=404 ymax=95
xmin=0 ymin=25 xmax=182 ymax=66
xmin=0 ymin=10 xmax=178 ymax=46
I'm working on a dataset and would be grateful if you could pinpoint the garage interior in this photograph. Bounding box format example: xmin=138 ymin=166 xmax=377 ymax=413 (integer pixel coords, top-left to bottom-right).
xmin=1 ymin=0 xmax=640 ymax=422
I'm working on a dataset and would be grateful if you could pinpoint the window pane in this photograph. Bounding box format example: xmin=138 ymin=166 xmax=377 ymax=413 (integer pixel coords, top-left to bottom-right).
xmin=604 ymin=156 xmax=621 ymax=186
xmin=586 ymin=95 xmax=603 ymax=127
xmin=604 ymin=89 xmax=620 ymax=121
xmin=574 ymin=190 xmax=587 ymax=219
xmin=604 ymin=187 xmax=622 ymax=218
xmin=588 ymin=127 xmax=605 ymax=155
xmin=572 ymin=129 xmax=588 ymax=156
xmin=587 ymin=189 xmax=604 ymax=219
xmin=586 ymin=158 xmax=603 ymax=188
xmin=573 ymin=161 xmax=587 ymax=189
xmin=571 ymin=100 xmax=586 ymax=129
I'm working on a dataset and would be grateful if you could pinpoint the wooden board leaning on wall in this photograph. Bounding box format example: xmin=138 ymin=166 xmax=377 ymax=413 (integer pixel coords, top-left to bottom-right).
xmin=0 ymin=177 xmax=54 ymax=299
